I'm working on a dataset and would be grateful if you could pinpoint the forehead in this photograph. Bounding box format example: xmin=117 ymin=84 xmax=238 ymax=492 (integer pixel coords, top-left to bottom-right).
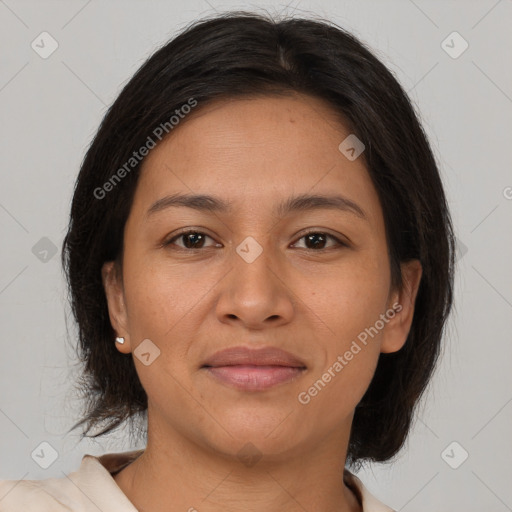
xmin=130 ymin=94 xmax=383 ymax=226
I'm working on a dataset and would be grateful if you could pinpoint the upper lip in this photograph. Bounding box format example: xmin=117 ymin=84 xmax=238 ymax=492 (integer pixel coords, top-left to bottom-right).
xmin=202 ymin=346 xmax=306 ymax=368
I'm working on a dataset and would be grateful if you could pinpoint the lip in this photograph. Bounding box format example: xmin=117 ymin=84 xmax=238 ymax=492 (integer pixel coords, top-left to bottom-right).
xmin=204 ymin=365 xmax=305 ymax=391
xmin=202 ymin=346 xmax=306 ymax=368
xmin=201 ymin=346 xmax=307 ymax=391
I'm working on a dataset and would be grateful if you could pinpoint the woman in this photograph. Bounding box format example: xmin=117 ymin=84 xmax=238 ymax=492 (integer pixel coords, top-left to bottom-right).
xmin=0 ymin=10 xmax=455 ymax=512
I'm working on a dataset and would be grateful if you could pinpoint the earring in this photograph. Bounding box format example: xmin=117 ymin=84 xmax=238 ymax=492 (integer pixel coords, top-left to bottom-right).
xmin=115 ymin=337 xmax=125 ymax=344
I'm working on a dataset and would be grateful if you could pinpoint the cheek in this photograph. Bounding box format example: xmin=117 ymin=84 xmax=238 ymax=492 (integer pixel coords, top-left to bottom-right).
xmin=296 ymin=348 xmax=380 ymax=430
xmin=297 ymin=252 xmax=389 ymax=408
xmin=122 ymin=254 xmax=205 ymax=341
xmin=121 ymin=257 xmax=215 ymax=395
xmin=306 ymin=252 xmax=391 ymax=340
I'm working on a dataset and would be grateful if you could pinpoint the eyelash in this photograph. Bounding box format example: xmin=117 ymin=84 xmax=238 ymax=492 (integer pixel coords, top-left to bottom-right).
xmin=163 ymin=229 xmax=348 ymax=251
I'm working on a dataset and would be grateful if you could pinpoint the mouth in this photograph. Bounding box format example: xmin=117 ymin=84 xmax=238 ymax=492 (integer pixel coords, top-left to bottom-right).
xmin=201 ymin=346 xmax=307 ymax=391
xmin=202 ymin=365 xmax=306 ymax=391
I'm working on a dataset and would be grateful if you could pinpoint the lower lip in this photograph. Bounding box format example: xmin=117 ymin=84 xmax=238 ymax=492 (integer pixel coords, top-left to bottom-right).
xmin=204 ymin=365 xmax=305 ymax=391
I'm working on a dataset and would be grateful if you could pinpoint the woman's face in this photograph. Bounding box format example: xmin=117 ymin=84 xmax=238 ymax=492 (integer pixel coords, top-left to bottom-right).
xmin=103 ymin=93 xmax=421 ymax=460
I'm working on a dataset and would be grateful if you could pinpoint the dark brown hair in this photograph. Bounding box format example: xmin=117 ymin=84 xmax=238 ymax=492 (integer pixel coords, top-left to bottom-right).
xmin=62 ymin=10 xmax=455 ymax=468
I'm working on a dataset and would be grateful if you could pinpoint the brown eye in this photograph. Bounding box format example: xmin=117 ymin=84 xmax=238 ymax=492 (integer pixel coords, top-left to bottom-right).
xmin=165 ymin=230 xmax=219 ymax=250
xmin=292 ymin=232 xmax=347 ymax=250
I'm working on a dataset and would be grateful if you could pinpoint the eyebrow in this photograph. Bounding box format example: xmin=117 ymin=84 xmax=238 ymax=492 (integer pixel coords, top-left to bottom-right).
xmin=145 ymin=192 xmax=367 ymax=221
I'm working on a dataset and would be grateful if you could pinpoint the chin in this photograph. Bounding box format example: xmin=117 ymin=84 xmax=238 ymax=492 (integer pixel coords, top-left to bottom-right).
xmin=204 ymin=407 xmax=305 ymax=458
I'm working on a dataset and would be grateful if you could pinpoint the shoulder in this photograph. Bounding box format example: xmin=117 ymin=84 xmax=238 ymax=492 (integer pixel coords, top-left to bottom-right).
xmin=0 ymin=476 xmax=78 ymax=511
xmin=0 ymin=450 xmax=143 ymax=512
xmin=344 ymin=470 xmax=396 ymax=512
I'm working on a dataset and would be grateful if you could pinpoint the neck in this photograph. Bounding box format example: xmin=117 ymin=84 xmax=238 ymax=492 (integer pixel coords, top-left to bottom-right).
xmin=114 ymin=413 xmax=361 ymax=512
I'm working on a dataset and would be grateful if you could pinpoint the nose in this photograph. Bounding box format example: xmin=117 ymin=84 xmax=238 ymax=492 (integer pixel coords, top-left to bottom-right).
xmin=214 ymin=237 xmax=295 ymax=330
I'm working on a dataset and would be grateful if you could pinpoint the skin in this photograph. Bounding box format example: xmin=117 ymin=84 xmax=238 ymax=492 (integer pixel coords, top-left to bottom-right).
xmin=102 ymin=93 xmax=422 ymax=512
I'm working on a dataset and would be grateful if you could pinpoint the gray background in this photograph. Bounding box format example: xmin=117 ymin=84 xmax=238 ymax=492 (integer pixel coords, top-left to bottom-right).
xmin=1 ymin=0 xmax=511 ymax=510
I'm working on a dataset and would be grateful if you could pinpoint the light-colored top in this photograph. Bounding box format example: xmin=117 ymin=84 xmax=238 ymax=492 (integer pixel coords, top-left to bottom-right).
xmin=0 ymin=449 xmax=395 ymax=511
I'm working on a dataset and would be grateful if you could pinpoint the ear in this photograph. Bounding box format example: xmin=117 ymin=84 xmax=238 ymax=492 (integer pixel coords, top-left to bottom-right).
xmin=380 ymin=259 xmax=422 ymax=354
xmin=102 ymin=260 xmax=132 ymax=354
